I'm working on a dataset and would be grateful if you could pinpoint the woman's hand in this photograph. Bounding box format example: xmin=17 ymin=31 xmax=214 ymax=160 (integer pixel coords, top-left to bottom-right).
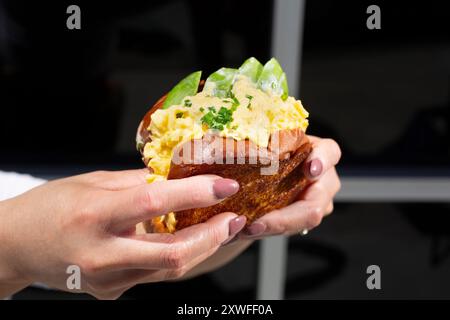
xmin=240 ymin=136 xmax=342 ymax=239
xmin=0 ymin=170 xmax=245 ymax=299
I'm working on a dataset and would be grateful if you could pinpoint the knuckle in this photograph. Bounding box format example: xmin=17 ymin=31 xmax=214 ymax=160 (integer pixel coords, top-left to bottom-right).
xmin=140 ymin=189 xmax=164 ymax=214
xmin=274 ymin=216 xmax=289 ymax=235
xmin=159 ymin=233 xmax=177 ymax=244
xmin=79 ymin=206 xmax=99 ymax=225
xmin=78 ymin=254 xmax=104 ymax=276
xmin=336 ymin=178 xmax=342 ymax=193
xmin=326 ymin=202 xmax=334 ymax=215
xmin=327 ymin=139 xmax=342 ymax=160
xmin=190 ymin=189 xmax=207 ymax=206
xmin=69 ymin=202 xmax=100 ymax=228
xmin=162 ymin=243 xmax=189 ymax=269
xmin=263 ymin=211 xmax=287 ymax=235
xmin=307 ymin=206 xmax=323 ymax=229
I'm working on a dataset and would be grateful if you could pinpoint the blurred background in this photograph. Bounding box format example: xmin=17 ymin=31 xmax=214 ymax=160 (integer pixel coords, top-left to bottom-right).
xmin=1 ymin=0 xmax=449 ymax=299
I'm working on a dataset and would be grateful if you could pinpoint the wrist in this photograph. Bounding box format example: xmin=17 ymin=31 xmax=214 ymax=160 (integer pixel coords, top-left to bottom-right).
xmin=0 ymin=199 xmax=31 ymax=296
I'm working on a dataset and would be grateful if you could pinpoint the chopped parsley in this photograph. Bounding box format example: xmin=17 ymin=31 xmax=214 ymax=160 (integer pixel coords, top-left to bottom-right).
xmin=184 ymin=99 xmax=192 ymax=107
xmin=176 ymin=112 xmax=184 ymax=118
xmin=201 ymin=106 xmax=235 ymax=131
xmin=199 ymin=107 xmax=205 ymax=112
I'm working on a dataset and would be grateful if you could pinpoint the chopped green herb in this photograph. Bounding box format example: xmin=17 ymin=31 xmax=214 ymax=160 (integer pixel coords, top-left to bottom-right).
xmin=201 ymin=106 xmax=235 ymax=131
xmin=232 ymin=125 xmax=238 ymax=130
xmin=245 ymin=94 xmax=253 ymax=110
xmin=176 ymin=112 xmax=184 ymax=118
xmin=199 ymin=107 xmax=205 ymax=112
xmin=227 ymin=91 xmax=240 ymax=108
xmin=184 ymin=99 xmax=192 ymax=107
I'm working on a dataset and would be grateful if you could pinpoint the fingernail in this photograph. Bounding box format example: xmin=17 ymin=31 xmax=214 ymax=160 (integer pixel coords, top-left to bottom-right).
xmin=244 ymin=222 xmax=266 ymax=237
xmin=213 ymin=178 xmax=239 ymax=199
xmin=309 ymin=159 xmax=323 ymax=177
xmin=229 ymin=216 xmax=247 ymax=236
xmin=222 ymin=216 xmax=247 ymax=245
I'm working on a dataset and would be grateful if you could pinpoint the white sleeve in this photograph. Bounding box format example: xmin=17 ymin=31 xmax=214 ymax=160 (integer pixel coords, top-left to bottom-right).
xmin=0 ymin=171 xmax=47 ymax=201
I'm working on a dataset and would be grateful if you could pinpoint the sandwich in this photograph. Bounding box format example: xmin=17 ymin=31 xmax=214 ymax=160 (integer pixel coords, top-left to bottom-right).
xmin=136 ymin=57 xmax=312 ymax=233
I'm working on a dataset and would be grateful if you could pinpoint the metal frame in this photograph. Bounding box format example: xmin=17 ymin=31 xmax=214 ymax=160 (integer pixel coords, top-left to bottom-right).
xmin=258 ymin=0 xmax=306 ymax=300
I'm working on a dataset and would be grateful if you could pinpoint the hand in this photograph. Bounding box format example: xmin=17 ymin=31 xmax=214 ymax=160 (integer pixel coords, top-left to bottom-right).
xmin=239 ymin=136 xmax=341 ymax=239
xmin=0 ymin=170 xmax=245 ymax=299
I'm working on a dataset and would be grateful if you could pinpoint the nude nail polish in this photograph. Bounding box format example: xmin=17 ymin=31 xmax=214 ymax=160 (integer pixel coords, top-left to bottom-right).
xmin=309 ymin=159 xmax=323 ymax=177
xmin=213 ymin=178 xmax=240 ymax=199
xmin=244 ymin=222 xmax=266 ymax=236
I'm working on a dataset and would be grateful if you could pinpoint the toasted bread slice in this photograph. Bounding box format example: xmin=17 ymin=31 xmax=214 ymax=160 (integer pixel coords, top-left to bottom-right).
xmin=137 ymin=93 xmax=312 ymax=233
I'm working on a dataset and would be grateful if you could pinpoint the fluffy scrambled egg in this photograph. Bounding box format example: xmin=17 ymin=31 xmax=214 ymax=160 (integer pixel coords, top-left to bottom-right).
xmin=143 ymin=74 xmax=309 ymax=184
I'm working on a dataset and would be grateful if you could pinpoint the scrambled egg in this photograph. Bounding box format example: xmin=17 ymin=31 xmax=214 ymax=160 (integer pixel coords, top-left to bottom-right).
xmin=143 ymin=74 xmax=309 ymax=184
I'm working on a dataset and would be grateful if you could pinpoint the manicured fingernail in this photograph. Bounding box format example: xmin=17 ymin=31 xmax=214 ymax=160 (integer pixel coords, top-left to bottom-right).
xmin=244 ymin=222 xmax=266 ymax=236
xmin=213 ymin=179 xmax=239 ymax=199
xmin=229 ymin=216 xmax=247 ymax=236
xmin=222 ymin=216 xmax=247 ymax=246
xmin=309 ymin=159 xmax=323 ymax=177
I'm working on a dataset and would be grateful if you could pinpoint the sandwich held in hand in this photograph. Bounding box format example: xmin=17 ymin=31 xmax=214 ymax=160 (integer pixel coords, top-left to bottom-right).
xmin=136 ymin=57 xmax=312 ymax=233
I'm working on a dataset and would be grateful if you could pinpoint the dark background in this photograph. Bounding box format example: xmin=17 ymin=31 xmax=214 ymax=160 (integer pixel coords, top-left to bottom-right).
xmin=1 ymin=0 xmax=449 ymax=299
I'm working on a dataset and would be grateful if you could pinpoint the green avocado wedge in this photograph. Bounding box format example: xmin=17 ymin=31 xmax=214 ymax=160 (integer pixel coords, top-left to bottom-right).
xmin=238 ymin=57 xmax=263 ymax=83
xmin=203 ymin=68 xmax=238 ymax=98
xmin=162 ymin=71 xmax=202 ymax=109
xmin=257 ymin=58 xmax=289 ymax=100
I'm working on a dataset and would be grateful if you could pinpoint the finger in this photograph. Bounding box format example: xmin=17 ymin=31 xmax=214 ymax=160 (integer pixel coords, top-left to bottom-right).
xmin=96 ymin=244 xmax=220 ymax=294
xmin=300 ymin=167 xmax=341 ymax=202
xmin=137 ymin=245 xmax=219 ymax=284
xmin=104 ymin=175 xmax=239 ymax=232
xmin=85 ymin=169 xmax=149 ymax=191
xmin=85 ymin=269 xmax=154 ymax=295
xmin=303 ymin=137 xmax=341 ymax=181
xmin=241 ymin=180 xmax=331 ymax=238
xmin=106 ymin=212 xmax=237 ymax=270
xmin=243 ymin=199 xmax=326 ymax=238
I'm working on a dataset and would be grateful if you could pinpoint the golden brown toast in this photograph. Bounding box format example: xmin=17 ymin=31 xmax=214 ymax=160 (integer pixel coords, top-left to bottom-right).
xmin=137 ymin=93 xmax=312 ymax=233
